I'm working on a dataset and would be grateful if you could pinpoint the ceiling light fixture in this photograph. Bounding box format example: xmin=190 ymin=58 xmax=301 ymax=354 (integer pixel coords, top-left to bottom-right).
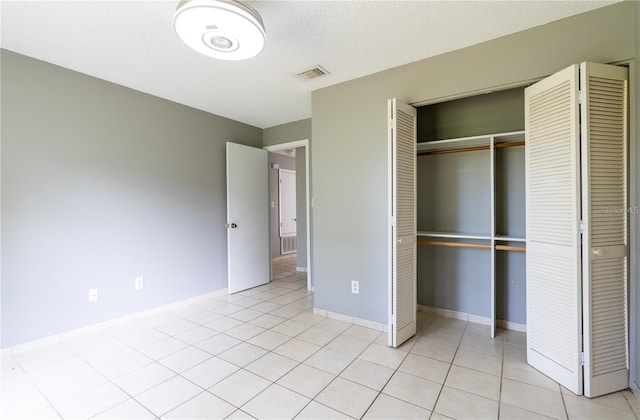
xmin=174 ymin=0 xmax=265 ymax=61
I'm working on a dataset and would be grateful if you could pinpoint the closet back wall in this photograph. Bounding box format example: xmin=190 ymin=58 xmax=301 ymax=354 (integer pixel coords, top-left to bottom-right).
xmin=1 ymin=50 xmax=262 ymax=348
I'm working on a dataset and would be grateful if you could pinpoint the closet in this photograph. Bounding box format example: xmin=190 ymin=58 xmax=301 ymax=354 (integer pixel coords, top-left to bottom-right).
xmin=388 ymin=61 xmax=629 ymax=398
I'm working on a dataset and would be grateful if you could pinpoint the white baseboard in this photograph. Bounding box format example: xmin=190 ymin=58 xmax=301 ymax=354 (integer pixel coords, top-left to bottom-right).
xmin=3 ymin=288 xmax=228 ymax=356
xmin=417 ymin=304 xmax=526 ymax=332
xmin=313 ymin=308 xmax=388 ymax=332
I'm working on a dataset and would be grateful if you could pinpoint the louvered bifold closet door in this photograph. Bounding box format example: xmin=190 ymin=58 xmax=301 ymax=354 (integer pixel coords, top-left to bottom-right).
xmin=388 ymin=98 xmax=417 ymax=348
xmin=580 ymin=62 xmax=629 ymax=398
xmin=525 ymin=64 xmax=583 ymax=395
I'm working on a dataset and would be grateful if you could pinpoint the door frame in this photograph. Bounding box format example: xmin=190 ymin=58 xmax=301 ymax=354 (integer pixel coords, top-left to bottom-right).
xmin=264 ymin=139 xmax=312 ymax=291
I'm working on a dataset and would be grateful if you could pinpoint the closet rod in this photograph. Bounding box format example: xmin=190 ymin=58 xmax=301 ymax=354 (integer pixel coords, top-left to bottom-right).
xmin=417 ymin=240 xmax=527 ymax=252
xmin=495 ymin=244 xmax=526 ymax=252
xmin=417 ymin=240 xmax=491 ymax=249
xmin=417 ymin=140 xmax=524 ymax=156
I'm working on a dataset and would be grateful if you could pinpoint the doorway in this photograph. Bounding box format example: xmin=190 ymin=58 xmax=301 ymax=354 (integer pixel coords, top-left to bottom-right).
xmin=264 ymin=140 xmax=312 ymax=290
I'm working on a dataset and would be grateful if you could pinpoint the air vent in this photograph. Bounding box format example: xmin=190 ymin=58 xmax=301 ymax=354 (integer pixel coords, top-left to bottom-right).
xmin=298 ymin=66 xmax=330 ymax=80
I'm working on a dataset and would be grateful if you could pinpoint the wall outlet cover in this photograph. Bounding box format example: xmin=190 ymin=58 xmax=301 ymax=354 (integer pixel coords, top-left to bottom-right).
xmin=88 ymin=288 xmax=98 ymax=302
xmin=351 ymin=280 xmax=359 ymax=294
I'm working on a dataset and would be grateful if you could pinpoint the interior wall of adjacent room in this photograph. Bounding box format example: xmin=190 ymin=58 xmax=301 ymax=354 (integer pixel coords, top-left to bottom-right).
xmin=269 ymin=152 xmax=296 ymax=259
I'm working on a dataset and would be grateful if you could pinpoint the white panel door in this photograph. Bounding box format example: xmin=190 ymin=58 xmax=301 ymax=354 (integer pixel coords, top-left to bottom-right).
xmin=580 ymin=62 xmax=629 ymax=397
xmin=226 ymin=142 xmax=270 ymax=294
xmin=279 ymin=169 xmax=297 ymax=237
xmin=388 ymin=98 xmax=417 ymax=348
xmin=525 ymin=64 xmax=583 ymax=395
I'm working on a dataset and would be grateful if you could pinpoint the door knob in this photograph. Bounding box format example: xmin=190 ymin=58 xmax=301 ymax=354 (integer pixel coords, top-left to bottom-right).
xmin=228 ymin=223 xmax=238 ymax=229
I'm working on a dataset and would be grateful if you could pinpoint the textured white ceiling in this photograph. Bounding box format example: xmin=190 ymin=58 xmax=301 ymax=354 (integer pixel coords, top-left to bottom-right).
xmin=1 ymin=1 xmax=616 ymax=128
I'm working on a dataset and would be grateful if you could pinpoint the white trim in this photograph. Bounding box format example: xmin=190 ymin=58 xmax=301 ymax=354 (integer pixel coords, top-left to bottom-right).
xmin=3 ymin=288 xmax=228 ymax=355
xmin=264 ymin=139 xmax=312 ymax=291
xmin=417 ymin=304 xmax=527 ymax=332
xmin=313 ymin=308 xmax=387 ymax=332
xmin=296 ymin=267 xmax=307 ymax=272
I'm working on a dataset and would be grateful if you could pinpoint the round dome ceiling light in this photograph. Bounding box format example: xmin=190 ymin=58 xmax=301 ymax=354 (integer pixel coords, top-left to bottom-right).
xmin=174 ymin=0 xmax=265 ymax=61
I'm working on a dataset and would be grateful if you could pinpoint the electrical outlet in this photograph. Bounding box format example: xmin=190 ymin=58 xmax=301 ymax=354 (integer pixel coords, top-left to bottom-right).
xmin=135 ymin=276 xmax=144 ymax=290
xmin=88 ymin=288 xmax=98 ymax=302
xmin=351 ymin=280 xmax=359 ymax=294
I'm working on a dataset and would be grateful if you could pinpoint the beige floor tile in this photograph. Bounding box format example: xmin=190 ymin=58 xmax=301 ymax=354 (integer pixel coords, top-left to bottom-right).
xmin=162 ymin=391 xmax=236 ymax=419
xmin=156 ymin=319 xmax=199 ymax=336
xmin=252 ymin=301 xmax=283 ymax=313
xmin=226 ymin=409 xmax=257 ymax=419
xmin=228 ymin=308 xmax=264 ymax=322
xmin=272 ymin=319 xmax=313 ymax=337
xmin=242 ymin=384 xmax=310 ymax=419
xmin=315 ymin=377 xmax=378 ymax=419
xmin=173 ymin=325 xmax=218 ymax=345
xmin=503 ymin=342 xmax=527 ymax=362
xmin=181 ymin=356 xmax=239 ymax=389
xmin=339 ymin=359 xmax=395 ymax=391
xmin=297 ymin=326 xmax=341 ymax=346
xmin=430 ymin=317 xmax=468 ymax=331
xmin=410 ymin=338 xmax=458 ymax=363
xmin=563 ymin=394 xmax=636 ymax=420
xmin=290 ymin=311 xmax=326 ymax=326
xmin=277 ymin=364 xmax=336 ymax=399
xmin=249 ymin=314 xmax=287 ymax=329
xmin=304 ymin=347 xmax=355 ymax=375
xmin=444 ymin=365 xmax=501 ymax=401
xmin=224 ymin=323 xmax=266 ymax=341
xmin=363 ymin=393 xmax=431 ymax=419
xmin=274 ymin=338 xmax=321 ymax=362
xmin=113 ymin=362 xmax=176 ymax=396
xmin=501 ymin=378 xmax=566 ymax=419
xmin=0 ymin=374 xmax=51 ymax=418
xmin=459 ymin=333 xmax=504 ymax=357
xmin=195 ymin=333 xmax=241 ymax=355
xmin=420 ymin=327 xmax=464 ymax=347
xmin=54 ymin=381 xmax=130 ymax=419
xmin=382 ymin=371 xmax=441 ymax=410
xmin=587 ymin=390 xmax=636 ymax=412
xmin=245 ymin=352 xmax=298 ymax=381
xmin=247 ymin=330 xmax=292 ymax=351
xmin=359 ymin=343 xmax=408 ymax=369
xmin=209 ymin=369 xmax=271 ymax=407
xmin=464 ymin=322 xmax=493 ymax=337
xmin=30 ymin=361 xmax=110 ymax=403
xmin=502 ymin=358 xmax=560 ymax=392
xmin=185 ymin=310 xmax=222 ymax=326
xmin=623 ymin=390 xmax=640 ymax=417
xmin=139 ymin=337 xmax=190 ymax=360
xmin=325 ymin=335 xmax=371 ymax=357
xmin=503 ymin=329 xmax=527 ymax=346
xmin=94 ymin=399 xmax=155 ymax=419
xmin=120 ymin=329 xmax=170 ymax=349
xmin=430 ymin=413 xmax=455 ymax=420
xmin=158 ymin=346 xmax=212 ymax=373
xmin=340 ymin=325 xmax=381 ymax=342
xmin=453 ymin=348 xmax=503 ymax=377
xmin=92 ymin=350 xmax=153 ymax=379
xmin=434 ymin=386 xmax=499 ymax=420
xmin=295 ymin=401 xmax=353 ymax=419
xmin=315 ymin=318 xmax=353 ymax=334
xmin=399 ymin=353 xmax=450 ymax=384
xmin=204 ymin=316 xmax=244 ymax=332
xmin=499 ymin=402 xmax=555 ymax=419
xmin=211 ymin=303 xmax=245 ymax=316
xmin=25 ymin=406 xmax=63 ymax=419
xmin=218 ymin=342 xmax=268 ymax=367
xmin=135 ymin=375 xmax=203 ymax=417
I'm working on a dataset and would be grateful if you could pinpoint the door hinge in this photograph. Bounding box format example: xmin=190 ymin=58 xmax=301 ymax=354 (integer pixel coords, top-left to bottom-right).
xmin=579 ymin=220 xmax=585 ymax=234
xmin=579 ymin=351 xmax=585 ymax=366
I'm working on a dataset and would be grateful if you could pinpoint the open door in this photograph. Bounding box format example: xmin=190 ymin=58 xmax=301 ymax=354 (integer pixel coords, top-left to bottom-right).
xmin=525 ymin=64 xmax=584 ymax=394
xmin=525 ymin=62 xmax=629 ymax=397
xmin=226 ymin=142 xmax=270 ymax=294
xmin=580 ymin=62 xmax=629 ymax=398
xmin=388 ymin=98 xmax=417 ymax=348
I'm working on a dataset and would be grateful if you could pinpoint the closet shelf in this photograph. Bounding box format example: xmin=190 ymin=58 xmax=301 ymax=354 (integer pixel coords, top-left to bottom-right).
xmin=417 ymin=231 xmax=491 ymax=240
xmin=416 ymin=130 xmax=524 ymax=153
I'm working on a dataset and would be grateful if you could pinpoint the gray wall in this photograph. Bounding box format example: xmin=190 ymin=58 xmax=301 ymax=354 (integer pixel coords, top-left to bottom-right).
xmin=268 ymin=152 xmax=296 ymax=259
xmin=1 ymin=50 xmax=262 ymax=347
xmin=263 ymin=120 xmax=312 ymax=271
xmin=311 ymin=2 xmax=636 ymax=329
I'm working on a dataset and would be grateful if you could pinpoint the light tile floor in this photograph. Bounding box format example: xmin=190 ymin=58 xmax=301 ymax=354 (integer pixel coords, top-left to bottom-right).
xmin=2 ymin=254 xmax=639 ymax=419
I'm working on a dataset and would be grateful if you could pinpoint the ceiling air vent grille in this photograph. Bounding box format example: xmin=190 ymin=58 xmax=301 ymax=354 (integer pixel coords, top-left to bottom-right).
xmin=298 ymin=66 xmax=330 ymax=80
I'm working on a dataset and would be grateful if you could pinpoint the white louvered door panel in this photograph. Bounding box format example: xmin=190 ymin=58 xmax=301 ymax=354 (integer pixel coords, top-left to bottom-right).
xmin=525 ymin=64 xmax=583 ymax=395
xmin=388 ymin=98 xmax=417 ymax=348
xmin=580 ymin=62 xmax=629 ymax=397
